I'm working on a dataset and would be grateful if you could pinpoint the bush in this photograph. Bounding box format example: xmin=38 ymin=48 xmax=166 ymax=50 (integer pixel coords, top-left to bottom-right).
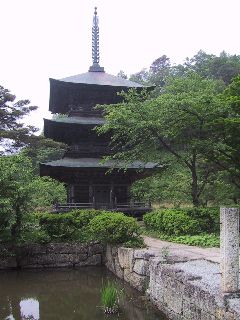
xmin=38 ymin=209 xmax=106 ymax=242
xmin=37 ymin=210 xmax=142 ymax=246
xmin=70 ymin=209 xmax=105 ymax=228
xmin=38 ymin=212 xmax=75 ymax=241
xmin=88 ymin=212 xmax=142 ymax=244
xmin=144 ymin=209 xmax=201 ymax=236
xmin=144 ymin=207 xmax=220 ymax=236
xmin=185 ymin=207 xmax=219 ymax=233
xmin=143 ymin=230 xmax=220 ymax=247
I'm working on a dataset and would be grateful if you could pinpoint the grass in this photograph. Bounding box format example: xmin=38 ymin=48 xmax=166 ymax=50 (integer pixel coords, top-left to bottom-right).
xmin=100 ymin=282 xmax=119 ymax=314
xmin=142 ymin=228 xmax=220 ymax=248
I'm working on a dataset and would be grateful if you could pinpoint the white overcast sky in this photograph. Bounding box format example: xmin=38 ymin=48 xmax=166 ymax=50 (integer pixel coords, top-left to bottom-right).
xmin=0 ymin=0 xmax=240 ymax=130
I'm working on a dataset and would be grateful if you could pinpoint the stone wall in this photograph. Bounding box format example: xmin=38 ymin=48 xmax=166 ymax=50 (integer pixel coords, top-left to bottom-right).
xmin=0 ymin=242 xmax=103 ymax=269
xmin=105 ymin=245 xmax=240 ymax=320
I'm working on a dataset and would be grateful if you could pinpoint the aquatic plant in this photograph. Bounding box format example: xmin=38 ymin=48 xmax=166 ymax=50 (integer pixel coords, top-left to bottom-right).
xmin=100 ymin=282 xmax=119 ymax=314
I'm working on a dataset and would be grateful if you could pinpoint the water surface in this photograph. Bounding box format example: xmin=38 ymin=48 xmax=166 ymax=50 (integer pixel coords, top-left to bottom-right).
xmin=0 ymin=267 xmax=167 ymax=320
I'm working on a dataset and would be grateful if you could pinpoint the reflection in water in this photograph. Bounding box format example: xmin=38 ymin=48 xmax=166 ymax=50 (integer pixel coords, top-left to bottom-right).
xmin=20 ymin=299 xmax=39 ymax=320
xmin=0 ymin=267 xmax=167 ymax=320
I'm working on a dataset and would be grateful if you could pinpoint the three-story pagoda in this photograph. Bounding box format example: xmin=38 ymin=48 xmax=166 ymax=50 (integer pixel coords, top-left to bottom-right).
xmin=40 ymin=8 xmax=155 ymax=214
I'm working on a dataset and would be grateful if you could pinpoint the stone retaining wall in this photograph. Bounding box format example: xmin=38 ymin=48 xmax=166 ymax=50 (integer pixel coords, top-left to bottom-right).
xmin=0 ymin=242 xmax=103 ymax=269
xmin=105 ymin=245 xmax=240 ymax=320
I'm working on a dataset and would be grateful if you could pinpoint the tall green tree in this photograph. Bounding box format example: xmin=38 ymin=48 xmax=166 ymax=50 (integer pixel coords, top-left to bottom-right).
xmin=0 ymin=154 xmax=66 ymax=242
xmin=0 ymin=85 xmax=38 ymax=153
xmin=98 ymin=73 xmax=225 ymax=206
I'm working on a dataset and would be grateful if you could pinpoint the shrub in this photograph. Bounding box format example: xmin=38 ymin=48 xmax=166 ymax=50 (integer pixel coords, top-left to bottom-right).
xmin=185 ymin=207 xmax=219 ymax=233
xmin=38 ymin=213 xmax=75 ymax=241
xmin=70 ymin=209 xmax=105 ymax=228
xmin=144 ymin=207 xmax=220 ymax=236
xmin=88 ymin=212 xmax=141 ymax=244
xmin=144 ymin=209 xmax=201 ymax=236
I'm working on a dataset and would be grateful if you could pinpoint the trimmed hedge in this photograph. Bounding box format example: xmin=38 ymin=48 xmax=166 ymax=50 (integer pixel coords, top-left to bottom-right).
xmin=88 ymin=212 xmax=141 ymax=244
xmin=37 ymin=209 xmax=143 ymax=246
xmin=143 ymin=208 xmax=219 ymax=236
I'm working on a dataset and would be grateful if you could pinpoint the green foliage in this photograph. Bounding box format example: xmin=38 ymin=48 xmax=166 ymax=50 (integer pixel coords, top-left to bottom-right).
xmin=143 ymin=229 xmax=220 ymax=248
xmin=185 ymin=207 xmax=220 ymax=233
xmin=0 ymin=154 xmax=66 ymax=243
xmin=122 ymin=237 xmax=145 ymax=248
xmin=144 ymin=208 xmax=219 ymax=235
xmin=131 ymin=163 xmax=192 ymax=207
xmin=70 ymin=209 xmax=104 ymax=228
xmin=0 ymin=85 xmax=38 ymax=153
xmin=37 ymin=210 xmax=143 ymax=246
xmin=38 ymin=213 xmax=75 ymax=241
xmin=38 ymin=209 xmax=103 ymax=242
xmin=98 ymin=73 xmax=227 ymax=207
xmin=88 ymin=212 xmax=141 ymax=244
xmin=143 ymin=210 xmax=201 ymax=236
xmin=29 ymin=176 xmax=66 ymax=210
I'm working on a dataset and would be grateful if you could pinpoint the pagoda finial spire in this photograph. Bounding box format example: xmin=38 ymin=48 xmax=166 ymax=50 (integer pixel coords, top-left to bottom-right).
xmin=89 ymin=7 xmax=105 ymax=72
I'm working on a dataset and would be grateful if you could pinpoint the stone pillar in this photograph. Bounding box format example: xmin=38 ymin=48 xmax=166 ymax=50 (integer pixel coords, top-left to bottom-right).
xmin=220 ymin=207 xmax=239 ymax=293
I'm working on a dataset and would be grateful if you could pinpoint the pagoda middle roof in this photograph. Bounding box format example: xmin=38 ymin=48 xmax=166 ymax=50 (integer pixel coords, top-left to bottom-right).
xmin=47 ymin=116 xmax=105 ymax=125
xmin=41 ymin=158 xmax=158 ymax=169
xmin=59 ymin=71 xmax=145 ymax=88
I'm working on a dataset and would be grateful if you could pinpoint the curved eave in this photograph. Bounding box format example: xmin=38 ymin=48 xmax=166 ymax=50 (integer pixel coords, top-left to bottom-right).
xmin=40 ymin=158 xmax=159 ymax=170
xmin=49 ymin=78 xmax=155 ymax=114
xmin=44 ymin=118 xmax=104 ymax=143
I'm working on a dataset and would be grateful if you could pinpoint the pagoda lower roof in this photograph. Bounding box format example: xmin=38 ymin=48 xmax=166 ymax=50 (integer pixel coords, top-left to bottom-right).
xmin=46 ymin=116 xmax=105 ymax=125
xmin=60 ymin=71 xmax=145 ymax=88
xmin=41 ymin=158 xmax=158 ymax=169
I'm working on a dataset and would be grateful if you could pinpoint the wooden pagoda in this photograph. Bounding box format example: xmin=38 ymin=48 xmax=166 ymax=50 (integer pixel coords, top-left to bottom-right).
xmin=40 ymin=8 xmax=155 ymax=214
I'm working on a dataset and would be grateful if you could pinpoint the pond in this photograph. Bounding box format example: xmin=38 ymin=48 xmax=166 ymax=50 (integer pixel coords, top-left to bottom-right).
xmin=0 ymin=267 xmax=167 ymax=320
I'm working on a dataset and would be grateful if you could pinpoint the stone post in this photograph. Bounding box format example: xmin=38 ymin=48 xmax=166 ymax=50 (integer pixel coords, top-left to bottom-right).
xmin=220 ymin=207 xmax=239 ymax=293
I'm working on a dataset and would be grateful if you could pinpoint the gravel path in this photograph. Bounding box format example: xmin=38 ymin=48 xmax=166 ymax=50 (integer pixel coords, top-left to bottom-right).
xmin=143 ymin=236 xmax=220 ymax=263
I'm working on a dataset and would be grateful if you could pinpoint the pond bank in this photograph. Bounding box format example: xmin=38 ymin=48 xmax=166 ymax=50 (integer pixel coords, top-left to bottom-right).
xmin=0 ymin=242 xmax=103 ymax=269
xmin=105 ymin=244 xmax=240 ymax=320
xmin=1 ymin=241 xmax=240 ymax=319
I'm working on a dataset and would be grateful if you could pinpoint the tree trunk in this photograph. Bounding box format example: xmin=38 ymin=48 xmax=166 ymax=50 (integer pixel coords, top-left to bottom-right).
xmin=11 ymin=204 xmax=22 ymax=243
xmin=190 ymin=152 xmax=200 ymax=207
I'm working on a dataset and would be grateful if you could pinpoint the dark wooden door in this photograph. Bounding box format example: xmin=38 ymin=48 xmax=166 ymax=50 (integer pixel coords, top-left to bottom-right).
xmin=94 ymin=186 xmax=110 ymax=208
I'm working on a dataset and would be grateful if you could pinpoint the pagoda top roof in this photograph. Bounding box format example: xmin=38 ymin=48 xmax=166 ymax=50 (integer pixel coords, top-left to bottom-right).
xmin=59 ymin=71 xmax=145 ymax=88
xmin=41 ymin=157 xmax=158 ymax=169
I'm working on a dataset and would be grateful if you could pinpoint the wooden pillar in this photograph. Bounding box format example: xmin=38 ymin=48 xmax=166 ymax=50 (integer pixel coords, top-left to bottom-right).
xmin=110 ymin=182 xmax=114 ymax=209
xmin=67 ymin=185 xmax=74 ymax=203
xmin=220 ymin=207 xmax=239 ymax=293
xmin=89 ymin=182 xmax=93 ymax=205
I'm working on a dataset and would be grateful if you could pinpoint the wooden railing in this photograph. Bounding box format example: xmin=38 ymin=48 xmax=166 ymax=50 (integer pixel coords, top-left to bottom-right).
xmin=54 ymin=202 xmax=94 ymax=210
xmin=54 ymin=201 xmax=151 ymax=211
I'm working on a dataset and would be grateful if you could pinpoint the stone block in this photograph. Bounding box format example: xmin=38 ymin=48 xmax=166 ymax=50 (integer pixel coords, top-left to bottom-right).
xmin=72 ymin=254 xmax=88 ymax=264
xmin=105 ymin=245 xmax=115 ymax=272
xmin=0 ymin=257 xmax=17 ymax=269
xmin=20 ymin=244 xmax=47 ymax=255
xmin=133 ymin=249 xmax=156 ymax=260
xmin=200 ymin=312 xmax=216 ymax=320
xmin=21 ymin=253 xmax=73 ymax=267
xmin=133 ymin=259 xmax=149 ymax=276
xmin=75 ymin=253 xmax=102 ymax=266
xmin=118 ymin=247 xmax=133 ymax=271
xmin=46 ymin=243 xmax=88 ymax=254
xmin=114 ymin=256 xmax=124 ymax=279
xmin=88 ymin=243 xmax=103 ymax=256
xmin=162 ymin=287 xmax=183 ymax=315
xmin=124 ymin=269 xmax=146 ymax=292
xmin=182 ymin=299 xmax=202 ymax=320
